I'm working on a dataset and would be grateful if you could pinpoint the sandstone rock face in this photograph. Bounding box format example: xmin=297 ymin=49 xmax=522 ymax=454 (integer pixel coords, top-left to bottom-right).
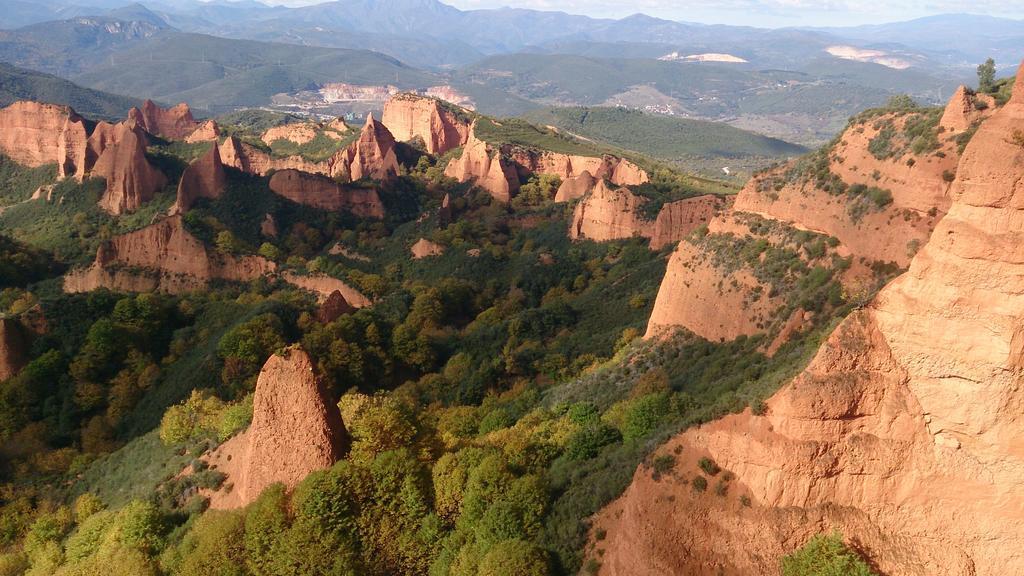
xmin=218 ymin=136 xmax=326 ymax=176
xmin=329 ymin=116 xmax=400 ymax=182
xmin=0 ymin=318 xmax=28 ymax=382
xmin=94 ymin=123 xmax=167 ymax=215
xmin=262 ymin=123 xmax=319 ymax=146
xmin=185 ymin=120 xmax=220 ymax=144
xmin=509 ymin=149 xmax=649 ymax=187
xmin=268 ymin=169 xmax=384 ymax=218
xmin=443 ymin=127 xmax=519 ymax=202
xmin=940 ymin=85 xmax=996 ymax=132
xmin=63 ymin=215 xmax=275 ymax=294
xmin=317 ymin=290 xmax=356 ymax=324
xmin=172 ymin=144 xmax=225 ymax=213
xmin=128 ymin=100 xmax=200 ymax=140
xmin=649 ymin=195 xmax=727 ymax=250
xmin=570 ymin=180 xmax=649 ymax=241
xmin=205 ymin=348 xmax=349 ymax=509
xmin=382 ymin=94 xmax=471 ymax=155
xmin=281 ymin=272 xmax=371 ymax=308
xmin=411 ymin=238 xmax=444 ymax=259
xmin=554 ymin=170 xmax=595 ymax=203
xmin=0 ymin=101 xmax=89 ymax=178
xmin=597 ymin=61 xmax=1024 ymax=576
xmin=642 ymin=87 xmax=982 ymax=343
xmin=261 ymin=213 xmax=278 ymax=238
xmin=438 ymin=193 xmax=453 ymax=226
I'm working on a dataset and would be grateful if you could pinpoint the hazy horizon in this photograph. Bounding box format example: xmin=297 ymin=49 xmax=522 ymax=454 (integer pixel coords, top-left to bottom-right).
xmin=260 ymin=0 xmax=1024 ymax=27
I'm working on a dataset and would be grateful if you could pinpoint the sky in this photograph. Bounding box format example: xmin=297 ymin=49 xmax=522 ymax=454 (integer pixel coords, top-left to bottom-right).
xmin=265 ymin=0 xmax=1024 ymax=27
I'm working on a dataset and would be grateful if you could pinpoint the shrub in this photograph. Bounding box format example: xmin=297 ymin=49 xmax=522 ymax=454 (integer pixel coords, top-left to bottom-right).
xmin=691 ymin=475 xmax=707 ymax=492
xmin=565 ymin=423 xmax=621 ymax=461
xmin=781 ymin=532 xmax=876 ymax=576
xmin=477 ymin=539 xmax=549 ymax=576
xmin=698 ymin=457 xmax=720 ymax=476
xmin=622 ymin=393 xmax=670 ymax=442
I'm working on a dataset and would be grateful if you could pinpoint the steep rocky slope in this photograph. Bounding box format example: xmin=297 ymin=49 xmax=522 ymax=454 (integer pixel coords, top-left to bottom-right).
xmin=202 ymin=348 xmax=349 ymax=509
xmin=382 ymin=93 xmax=471 ymax=155
xmin=172 ymin=144 xmax=226 ymax=213
xmin=646 ymin=86 xmax=982 ymax=342
xmin=594 ymin=62 xmax=1024 ymax=576
xmin=217 ymin=135 xmax=325 ymax=177
xmin=330 ymin=115 xmax=400 ymax=182
xmin=268 ymin=169 xmax=385 ymax=218
xmin=569 ymin=180 xmax=649 ymax=242
xmin=0 ymin=100 xmax=168 ymax=214
xmin=63 ymin=215 xmax=275 ymax=294
xmin=443 ymin=126 xmax=520 ymax=202
xmin=92 ymin=122 xmax=167 ymax=215
xmin=127 ymin=99 xmax=201 ymax=141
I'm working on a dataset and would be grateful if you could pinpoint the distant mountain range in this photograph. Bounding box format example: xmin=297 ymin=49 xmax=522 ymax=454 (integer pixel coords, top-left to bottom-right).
xmin=0 ymin=0 xmax=1016 ymax=145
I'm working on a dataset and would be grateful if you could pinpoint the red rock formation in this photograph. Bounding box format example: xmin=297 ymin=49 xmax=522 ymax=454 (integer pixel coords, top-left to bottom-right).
xmin=643 ymin=85 xmax=982 ymax=343
xmin=268 ymin=169 xmax=384 ymax=218
xmin=411 ymin=238 xmax=444 ymax=259
xmin=204 ymin=348 xmax=349 ymax=509
xmin=63 ymin=215 xmax=275 ymax=294
xmin=382 ymin=94 xmax=471 ymax=155
xmin=596 ymin=61 xmax=1024 ymax=576
xmin=93 ymin=123 xmax=167 ymax=215
xmin=940 ymin=85 xmax=996 ymax=132
xmin=128 ymin=100 xmax=200 ymax=140
xmin=0 ymin=318 xmax=28 ymax=382
xmin=329 ymin=115 xmax=399 ymax=182
xmin=509 ymin=148 xmax=649 ymax=187
xmin=316 ymin=290 xmax=356 ymax=324
xmin=0 ymin=101 xmax=89 ymax=178
xmin=554 ymin=170 xmax=595 ymax=203
xmin=281 ymin=272 xmax=371 ymax=308
xmin=262 ymin=123 xmax=318 ymax=146
xmin=649 ymin=195 xmax=727 ymax=250
xmin=217 ymin=136 xmax=326 ymax=176
xmin=185 ymin=120 xmax=220 ymax=144
xmin=172 ymin=144 xmax=225 ymax=213
xmin=570 ymin=180 xmax=649 ymax=241
xmin=444 ymin=126 xmax=519 ymax=202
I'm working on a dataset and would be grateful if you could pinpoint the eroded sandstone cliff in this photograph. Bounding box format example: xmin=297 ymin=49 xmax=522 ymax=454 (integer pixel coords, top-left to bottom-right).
xmin=382 ymin=94 xmax=472 ymax=155
xmin=595 ymin=61 xmax=1024 ymax=576
xmin=329 ymin=115 xmax=400 ymax=182
xmin=172 ymin=144 xmax=225 ymax=213
xmin=268 ymin=169 xmax=384 ymax=218
xmin=63 ymin=215 xmax=275 ymax=294
xmin=128 ymin=100 xmax=200 ymax=140
xmin=203 ymin=348 xmax=349 ymax=509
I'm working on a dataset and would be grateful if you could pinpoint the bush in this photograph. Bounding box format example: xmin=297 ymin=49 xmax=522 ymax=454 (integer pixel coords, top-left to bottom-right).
xmin=477 ymin=539 xmax=550 ymax=576
xmin=691 ymin=475 xmax=707 ymax=492
xmin=565 ymin=423 xmax=621 ymax=460
xmin=781 ymin=532 xmax=876 ymax=576
xmin=698 ymin=457 xmax=720 ymax=476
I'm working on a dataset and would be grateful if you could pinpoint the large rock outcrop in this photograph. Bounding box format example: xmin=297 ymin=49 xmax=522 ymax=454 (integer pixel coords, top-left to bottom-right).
xmin=63 ymin=215 xmax=275 ymax=294
xmin=644 ymin=85 xmax=984 ymax=343
xmin=172 ymin=144 xmax=226 ymax=213
xmin=570 ymin=180 xmax=650 ymax=241
xmin=185 ymin=120 xmax=220 ymax=144
xmin=444 ymin=127 xmax=519 ymax=202
xmin=127 ymin=100 xmax=200 ymax=140
xmin=329 ymin=115 xmax=400 ymax=182
xmin=217 ymin=136 xmax=326 ymax=177
xmin=595 ymin=61 xmax=1024 ymax=576
xmin=940 ymin=85 xmax=995 ymax=132
xmin=203 ymin=348 xmax=349 ymax=509
xmin=382 ymin=94 xmax=472 ymax=155
xmin=554 ymin=170 xmax=596 ymax=203
xmin=268 ymin=169 xmax=384 ymax=218
xmin=509 ymin=148 xmax=649 ymax=187
xmin=281 ymin=272 xmax=371 ymax=308
xmin=0 ymin=318 xmax=28 ymax=382
xmin=93 ymin=123 xmax=167 ymax=215
xmin=0 ymin=101 xmax=89 ymax=178
xmin=649 ymin=195 xmax=728 ymax=250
